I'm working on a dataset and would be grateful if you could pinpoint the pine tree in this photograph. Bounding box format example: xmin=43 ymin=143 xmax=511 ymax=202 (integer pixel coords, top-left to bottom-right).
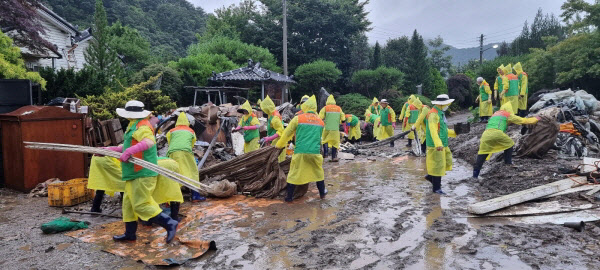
xmin=84 ymin=0 xmax=123 ymax=91
xmin=371 ymin=41 xmax=382 ymax=69
xmin=406 ymin=30 xmax=429 ymax=94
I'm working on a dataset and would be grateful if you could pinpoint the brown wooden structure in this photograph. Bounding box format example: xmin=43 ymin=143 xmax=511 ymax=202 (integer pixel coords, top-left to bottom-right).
xmin=208 ymin=59 xmax=295 ymax=106
xmin=0 ymin=106 xmax=85 ymax=191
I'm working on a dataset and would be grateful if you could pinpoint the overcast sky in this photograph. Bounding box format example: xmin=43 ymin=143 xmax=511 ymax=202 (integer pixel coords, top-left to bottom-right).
xmin=190 ymin=0 xmax=567 ymax=48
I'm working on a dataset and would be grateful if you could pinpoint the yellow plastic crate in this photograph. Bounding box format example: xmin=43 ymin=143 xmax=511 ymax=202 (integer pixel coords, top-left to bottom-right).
xmin=48 ymin=178 xmax=94 ymax=207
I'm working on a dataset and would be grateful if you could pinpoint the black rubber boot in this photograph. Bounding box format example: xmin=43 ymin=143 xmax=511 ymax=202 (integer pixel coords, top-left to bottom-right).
xmin=322 ymin=144 xmax=329 ymax=157
xmin=331 ymin=147 xmax=339 ymax=162
xmin=504 ymin=147 xmax=514 ymax=165
xmin=424 ymin=174 xmax=432 ymax=183
xmin=170 ymin=202 xmax=180 ymax=222
xmin=431 ymin=177 xmax=444 ymax=194
xmin=148 ymin=212 xmax=179 ymax=243
xmin=390 ymin=140 xmax=395 ymax=147
xmin=407 ymin=139 xmax=412 ymax=147
xmin=113 ymin=221 xmax=137 ymax=241
xmin=473 ymin=154 xmax=488 ymax=178
xmin=285 ymin=183 xmax=296 ymax=202
xmin=421 ymin=142 xmax=426 ymax=154
xmin=90 ymin=190 xmax=105 ymax=213
xmin=316 ymin=181 xmax=328 ymax=199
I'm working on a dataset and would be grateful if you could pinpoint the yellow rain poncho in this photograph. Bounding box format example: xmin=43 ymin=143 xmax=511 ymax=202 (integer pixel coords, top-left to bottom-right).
xmin=376 ymin=104 xmax=396 ymax=141
xmin=409 ymin=98 xmax=424 ymax=141
xmin=399 ymin=95 xmax=416 ymax=126
xmin=88 ymin=156 xmax=184 ymax=203
xmin=478 ymin=80 xmax=493 ymax=117
xmin=238 ymin=101 xmax=260 ymax=153
xmin=478 ymin=103 xmax=538 ymax=159
xmin=413 ymin=103 xmax=430 ymax=144
xmin=493 ymin=64 xmax=507 ymax=101
xmin=261 ymin=96 xmax=286 ymax=162
xmin=426 ymin=105 xmax=457 ymax=177
xmin=364 ymin=109 xmax=381 ymax=139
xmin=514 ymin=62 xmax=529 ymax=111
xmin=345 ymin=114 xmax=362 ymax=140
xmin=166 ymin=112 xmax=199 ymax=183
xmin=276 ymin=96 xmax=324 ymax=185
xmin=503 ymin=64 xmax=519 ymax=114
xmin=319 ymin=95 xmax=345 ymax=149
xmin=368 ymin=97 xmax=382 ymax=115
xmin=403 ymin=97 xmax=421 ymax=140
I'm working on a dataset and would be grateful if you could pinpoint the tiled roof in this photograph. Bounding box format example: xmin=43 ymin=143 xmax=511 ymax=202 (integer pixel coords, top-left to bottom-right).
xmin=209 ymin=60 xmax=295 ymax=84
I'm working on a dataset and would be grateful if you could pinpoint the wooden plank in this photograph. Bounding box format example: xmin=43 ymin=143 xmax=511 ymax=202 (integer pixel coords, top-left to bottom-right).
xmin=581 ymin=157 xmax=600 ymax=173
xmin=467 ymin=178 xmax=585 ymax=215
xmin=543 ymin=185 xmax=598 ymax=198
xmin=482 ymin=201 xmax=596 ymax=217
xmin=586 ymin=186 xmax=600 ymax=196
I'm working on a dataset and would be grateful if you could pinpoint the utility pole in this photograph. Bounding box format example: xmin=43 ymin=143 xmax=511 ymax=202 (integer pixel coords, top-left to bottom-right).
xmin=282 ymin=0 xmax=289 ymax=102
xmin=479 ymin=34 xmax=484 ymax=65
xmin=283 ymin=0 xmax=288 ymax=76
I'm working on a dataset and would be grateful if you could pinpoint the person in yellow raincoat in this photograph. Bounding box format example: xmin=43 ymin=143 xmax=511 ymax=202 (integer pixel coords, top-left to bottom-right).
xmin=276 ymin=96 xmax=327 ymax=202
xmin=319 ymin=95 xmax=346 ymax=162
xmin=494 ymin=64 xmax=507 ymax=105
xmin=399 ymin=95 xmax=415 ymax=126
xmin=104 ymin=100 xmax=179 ymax=243
xmin=368 ymin=97 xmax=382 ymax=115
xmin=501 ymin=64 xmax=518 ymax=114
xmin=344 ymin=114 xmax=362 ymax=143
xmin=260 ymin=96 xmax=286 ymax=162
xmin=377 ymin=99 xmax=397 ymax=146
xmin=472 ymin=103 xmax=538 ymax=178
xmin=364 ymin=109 xmax=380 ymax=141
xmin=234 ymin=101 xmax=260 ymax=153
xmin=410 ymin=98 xmax=429 ymax=154
xmin=402 ymin=97 xmax=421 ymax=147
xmin=476 ymin=77 xmax=493 ymax=122
xmin=514 ymin=62 xmax=529 ymax=117
xmin=166 ymin=112 xmax=205 ymax=204
xmin=88 ymin=157 xmax=184 ymax=216
xmin=296 ymin=95 xmax=309 ymax=112
xmin=425 ymin=95 xmax=457 ymax=195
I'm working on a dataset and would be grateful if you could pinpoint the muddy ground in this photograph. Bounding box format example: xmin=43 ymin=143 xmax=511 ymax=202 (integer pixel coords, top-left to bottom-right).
xmin=1 ymin=112 xmax=600 ymax=269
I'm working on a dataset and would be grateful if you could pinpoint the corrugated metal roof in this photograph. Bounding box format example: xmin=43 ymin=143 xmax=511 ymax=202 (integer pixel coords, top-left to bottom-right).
xmin=209 ymin=60 xmax=295 ymax=84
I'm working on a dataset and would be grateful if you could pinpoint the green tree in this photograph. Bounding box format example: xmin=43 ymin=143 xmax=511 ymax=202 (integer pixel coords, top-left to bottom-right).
xmin=406 ymin=30 xmax=430 ymax=93
xmin=382 ymin=36 xmax=410 ymax=73
xmin=425 ymin=68 xmax=448 ymax=97
xmin=108 ymin=22 xmax=153 ymax=73
xmin=169 ymin=53 xmax=237 ymax=87
xmin=525 ymin=48 xmax=556 ymax=92
xmin=188 ymin=36 xmax=280 ymax=72
xmin=349 ymin=34 xmax=371 ymax=74
xmin=84 ymin=0 xmax=124 ymax=92
xmin=428 ymin=36 xmax=452 ymax=77
xmin=0 ymin=30 xmax=46 ymax=88
xmin=562 ymin=0 xmax=600 ymax=32
xmin=550 ymin=32 xmax=600 ymax=90
xmin=131 ymin=64 xmax=184 ymax=105
xmin=38 ymin=67 xmax=105 ymax=102
xmin=205 ymin=0 xmax=259 ymax=41
xmin=496 ymin=42 xmax=511 ymax=56
xmin=371 ymin=41 xmax=382 ymax=69
xmin=293 ymin=60 xmax=342 ymax=97
xmin=336 ymin=93 xmax=372 ymax=117
xmin=351 ymin=66 xmax=404 ymax=97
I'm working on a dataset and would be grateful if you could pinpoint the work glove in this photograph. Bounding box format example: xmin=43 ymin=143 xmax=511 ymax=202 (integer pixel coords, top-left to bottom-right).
xmin=119 ymin=141 xmax=150 ymax=162
xmin=392 ymin=123 xmax=397 ymax=129
xmin=233 ymin=126 xmax=242 ymax=132
xmin=263 ymin=134 xmax=279 ymax=143
xmin=243 ymin=125 xmax=258 ymax=130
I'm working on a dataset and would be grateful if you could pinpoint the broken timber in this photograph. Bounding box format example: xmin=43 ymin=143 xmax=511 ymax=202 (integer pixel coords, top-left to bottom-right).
xmin=468 ymin=177 xmax=586 ymax=215
xmin=357 ymin=130 xmax=411 ymax=149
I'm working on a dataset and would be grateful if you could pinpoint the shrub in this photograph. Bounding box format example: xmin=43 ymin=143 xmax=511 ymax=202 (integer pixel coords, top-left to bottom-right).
xmin=131 ymin=64 xmax=184 ymax=105
xmin=188 ymin=36 xmax=280 ymax=72
xmin=82 ymin=73 xmax=176 ymax=120
xmin=351 ymin=66 xmax=404 ymax=97
xmin=336 ymin=93 xmax=372 ymax=118
xmin=294 ymin=60 xmax=342 ymax=96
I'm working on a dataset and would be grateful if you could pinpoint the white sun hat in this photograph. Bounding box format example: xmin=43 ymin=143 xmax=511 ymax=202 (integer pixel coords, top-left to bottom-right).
xmin=431 ymin=94 xmax=455 ymax=105
xmin=380 ymin=99 xmax=389 ymax=104
xmin=116 ymin=100 xmax=152 ymax=119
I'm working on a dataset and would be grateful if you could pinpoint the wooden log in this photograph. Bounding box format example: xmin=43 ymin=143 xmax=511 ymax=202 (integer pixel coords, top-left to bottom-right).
xmin=357 ymin=130 xmax=410 ymax=149
xmin=198 ymin=118 xmax=227 ymax=170
xmin=467 ymin=177 xmax=585 ymax=215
